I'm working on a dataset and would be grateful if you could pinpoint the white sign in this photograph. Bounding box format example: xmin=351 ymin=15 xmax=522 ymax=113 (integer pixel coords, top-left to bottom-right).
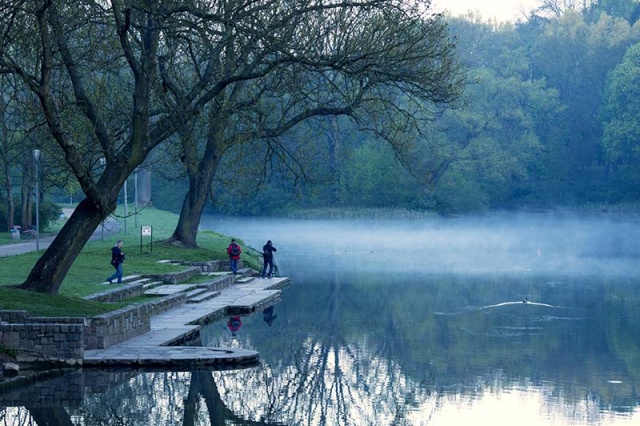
xmin=141 ymin=225 xmax=152 ymax=236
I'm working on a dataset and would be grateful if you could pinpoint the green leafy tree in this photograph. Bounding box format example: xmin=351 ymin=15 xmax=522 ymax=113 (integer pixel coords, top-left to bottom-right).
xmin=338 ymin=142 xmax=421 ymax=209
xmin=584 ymin=0 xmax=640 ymax=22
xmin=602 ymin=42 xmax=640 ymax=166
xmin=530 ymin=11 xmax=640 ymax=189
xmin=163 ymin=1 xmax=464 ymax=247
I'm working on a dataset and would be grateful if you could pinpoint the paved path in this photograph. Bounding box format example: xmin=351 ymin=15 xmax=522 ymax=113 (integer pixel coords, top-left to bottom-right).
xmin=0 ymin=208 xmax=121 ymax=257
xmin=84 ymin=276 xmax=288 ymax=367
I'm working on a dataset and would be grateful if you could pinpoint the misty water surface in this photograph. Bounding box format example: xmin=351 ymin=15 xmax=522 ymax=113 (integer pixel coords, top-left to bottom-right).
xmin=2 ymin=211 xmax=640 ymax=425
xmin=203 ymin=210 xmax=640 ymax=276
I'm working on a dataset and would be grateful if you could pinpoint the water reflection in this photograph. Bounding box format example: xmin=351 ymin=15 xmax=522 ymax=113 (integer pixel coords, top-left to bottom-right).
xmin=2 ymin=213 xmax=640 ymax=425
xmin=194 ymin=271 xmax=640 ymax=425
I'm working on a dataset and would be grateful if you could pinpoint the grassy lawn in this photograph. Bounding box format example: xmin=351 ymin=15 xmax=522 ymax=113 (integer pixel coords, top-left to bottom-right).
xmin=0 ymin=207 xmax=260 ymax=316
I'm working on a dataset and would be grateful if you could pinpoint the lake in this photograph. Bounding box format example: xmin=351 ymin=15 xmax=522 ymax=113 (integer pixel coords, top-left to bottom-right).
xmin=2 ymin=211 xmax=640 ymax=425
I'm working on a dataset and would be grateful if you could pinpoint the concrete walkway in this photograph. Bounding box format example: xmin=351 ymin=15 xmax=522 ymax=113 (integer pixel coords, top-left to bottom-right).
xmin=84 ymin=276 xmax=289 ymax=367
xmin=0 ymin=208 xmax=121 ymax=257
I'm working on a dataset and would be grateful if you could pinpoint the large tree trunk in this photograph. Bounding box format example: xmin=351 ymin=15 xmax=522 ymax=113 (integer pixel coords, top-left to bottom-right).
xmin=170 ymin=185 xmax=208 ymax=248
xmin=0 ymin=103 xmax=14 ymax=231
xmin=169 ymin=113 xmax=224 ymax=248
xmin=19 ymin=197 xmax=109 ymax=294
xmin=169 ymin=156 xmax=219 ymax=248
xmin=3 ymin=162 xmax=14 ymax=231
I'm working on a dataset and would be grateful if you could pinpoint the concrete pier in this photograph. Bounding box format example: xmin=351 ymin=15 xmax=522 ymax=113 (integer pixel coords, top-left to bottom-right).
xmin=83 ymin=275 xmax=289 ymax=367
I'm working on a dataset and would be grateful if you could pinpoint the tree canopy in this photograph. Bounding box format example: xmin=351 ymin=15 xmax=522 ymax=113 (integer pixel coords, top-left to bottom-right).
xmin=0 ymin=0 xmax=463 ymax=292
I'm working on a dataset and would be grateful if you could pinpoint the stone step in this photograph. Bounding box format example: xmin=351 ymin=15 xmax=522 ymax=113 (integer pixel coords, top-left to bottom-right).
xmin=144 ymin=284 xmax=200 ymax=296
xmin=101 ymin=274 xmax=145 ymax=286
xmin=201 ymin=271 xmax=230 ymax=277
xmin=143 ymin=281 xmax=165 ymax=290
xmin=235 ymin=276 xmax=256 ymax=284
xmin=184 ymin=287 xmax=210 ymax=298
xmin=122 ymin=274 xmax=143 ymax=282
xmin=157 ymin=259 xmax=181 ymax=265
xmin=186 ymin=290 xmax=221 ymax=304
xmin=124 ymin=278 xmax=154 ymax=287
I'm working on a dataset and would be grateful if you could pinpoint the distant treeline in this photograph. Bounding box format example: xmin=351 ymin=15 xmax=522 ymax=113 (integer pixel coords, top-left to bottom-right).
xmin=149 ymin=3 xmax=640 ymax=216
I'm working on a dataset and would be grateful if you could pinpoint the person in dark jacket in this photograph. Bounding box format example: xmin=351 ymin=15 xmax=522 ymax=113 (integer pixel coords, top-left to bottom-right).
xmin=107 ymin=240 xmax=125 ymax=284
xmin=261 ymin=240 xmax=277 ymax=278
xmin=227 ymin=239 xmax=242 ymax=275
xmin=263 ymin=305 xmax=278 ymax=326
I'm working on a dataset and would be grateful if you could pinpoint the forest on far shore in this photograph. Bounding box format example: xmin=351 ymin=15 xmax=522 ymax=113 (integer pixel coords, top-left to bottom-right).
xmin=149 ymin=1 xmax=640 ymax=216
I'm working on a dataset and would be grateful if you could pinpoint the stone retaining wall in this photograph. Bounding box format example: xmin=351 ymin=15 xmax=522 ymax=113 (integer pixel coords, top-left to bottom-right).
xmin=146 ymin=265 xmax=202 ymax=284
xmin=85 ymin=281 xmax=147 ymax=302
xmin=197 ymin=274 xmax=235 ymax=292
xmin=84 ymin=293 xmax=186 ymax=349
xmin=0 ymin=291 xmax=188 ymax=359
xmin=0 ymin=312 xmax=84 ymax=364
xmin=183 ymin=260 xmax=225 ymax=272
xmin=0 ymin=259 xmax=240 ymax=362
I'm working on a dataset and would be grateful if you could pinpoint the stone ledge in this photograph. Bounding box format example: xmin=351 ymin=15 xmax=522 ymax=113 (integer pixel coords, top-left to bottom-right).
xmin=83 ymin=346 xmax=259 ymax=367
xmin=0 ymin=322 xmax=84 ymax=364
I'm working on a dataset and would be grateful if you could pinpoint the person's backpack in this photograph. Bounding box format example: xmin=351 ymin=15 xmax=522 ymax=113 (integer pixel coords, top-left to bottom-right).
xmin=230 ymin=244 xmax=240 ymax=256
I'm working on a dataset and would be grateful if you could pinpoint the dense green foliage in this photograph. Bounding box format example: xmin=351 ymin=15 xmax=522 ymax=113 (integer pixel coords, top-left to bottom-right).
xmin=149 ymin=6 xmax=640 ymax=215
xmin=0 ymin=201 xmax=61 ymax=232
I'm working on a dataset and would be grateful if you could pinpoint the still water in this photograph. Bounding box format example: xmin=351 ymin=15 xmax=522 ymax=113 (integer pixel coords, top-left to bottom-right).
xmin=2 ymin=212 xmax=640 ymax=425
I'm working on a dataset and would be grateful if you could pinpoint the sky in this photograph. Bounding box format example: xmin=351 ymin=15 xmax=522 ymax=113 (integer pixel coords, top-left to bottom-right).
xmin=431 ymin=0 xmax=540 ymax=22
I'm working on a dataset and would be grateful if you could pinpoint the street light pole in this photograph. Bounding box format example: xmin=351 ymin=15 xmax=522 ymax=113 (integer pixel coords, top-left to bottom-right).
xmin=134 ymin=169 xmax=138 ymax=229
xmin=99 ymin=157 xmax=106 ymax=240
xmin=33 ymin=149 xmax=40 ymax=250
xmin=123 ymin=178 xmax=128 ymax=234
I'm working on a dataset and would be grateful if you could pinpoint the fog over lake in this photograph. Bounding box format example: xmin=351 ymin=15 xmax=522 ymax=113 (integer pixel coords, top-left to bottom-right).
xmin=201 ymin=211 xmax=640 ymax=277
xmin=194 ymin=211 xmax=640 ymax=425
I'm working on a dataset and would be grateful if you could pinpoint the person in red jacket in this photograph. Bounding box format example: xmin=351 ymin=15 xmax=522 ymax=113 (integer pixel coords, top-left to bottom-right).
xmin=227 ymin=316 xmax=242 ymax=336
xmin=227 ymin=239 xmax=242 ymax=275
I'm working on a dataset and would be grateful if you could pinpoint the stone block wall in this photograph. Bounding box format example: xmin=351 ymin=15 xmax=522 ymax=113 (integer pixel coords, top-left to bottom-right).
xmin=198 ymin=275 xmax=235 ymax=292
xmin=83 ymin=293 xmax=187 ymax=349
xmin=0 ymin=296 xmax=183 ymax=358
xmin=183 ymin=260 xmax=224 ymax=272
xmin=184 ymin=259 xmax=244 ymax=273
xmin=0 ymin=310 xmax=29 ymax=323
xmin=0 ymin=322 xmax=84 ymax=364
xmin=0 ymin=257 xmax=244 ymax=362
xmin=84 ymin=305 xmax=151 ymax=350
xmin=85 ymin=281 xmax=147 ymax=303
xmin=146 ymin=265 xmax=202 ymax=284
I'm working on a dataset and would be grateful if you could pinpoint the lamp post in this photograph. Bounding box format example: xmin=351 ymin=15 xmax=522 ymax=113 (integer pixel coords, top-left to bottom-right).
xmin=134 ymin=168 xmax=138 ymax=229
xmin=123 ymin=178 xmax=128 ymax=234
xmin=33 ymin=149 xmax=40 ymax=250
xmin=99 ymin=158 xmax=106 ymax=240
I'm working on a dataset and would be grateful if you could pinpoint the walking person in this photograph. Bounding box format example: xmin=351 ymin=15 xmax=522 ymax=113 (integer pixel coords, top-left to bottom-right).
xmin=227 ymin=239 xmax=242 ymax=275
xmin=261 ymin=240 xmax=277 ymax=278
xmin=107 ymin=240 xmax=125 ymax=284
